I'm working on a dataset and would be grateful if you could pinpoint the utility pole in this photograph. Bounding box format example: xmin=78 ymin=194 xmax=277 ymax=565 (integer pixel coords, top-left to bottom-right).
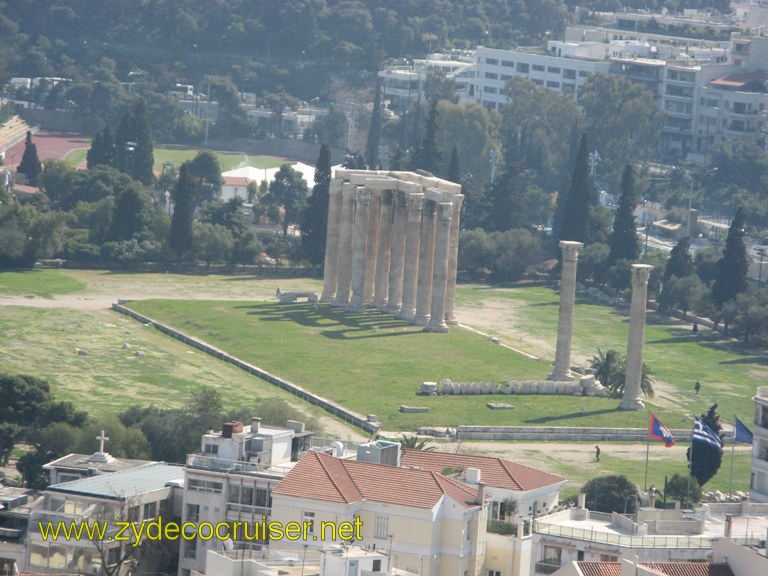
xmin=204 ymin=76 xmax=211 ymax=148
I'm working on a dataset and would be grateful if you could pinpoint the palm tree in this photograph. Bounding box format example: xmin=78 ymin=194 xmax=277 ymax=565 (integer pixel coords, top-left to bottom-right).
xmin=399 ymin=434 xmax=436 ymax=451
xmin=590 ymin=348 xmax=655 ymax=399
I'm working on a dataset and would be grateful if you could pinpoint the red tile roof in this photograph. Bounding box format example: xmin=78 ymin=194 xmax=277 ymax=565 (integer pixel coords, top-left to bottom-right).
xmin=400 ymin=448 xmax=565 ymax=491
xmin=273 ymin=451 xmax=479 ymax=509
xmin=575 ymin=562 xmax=734 ymax=576
xmin=223 ymin=176 xmax=250 ymax=186
xmin=576 ymin=562 xmax=622 ymax=576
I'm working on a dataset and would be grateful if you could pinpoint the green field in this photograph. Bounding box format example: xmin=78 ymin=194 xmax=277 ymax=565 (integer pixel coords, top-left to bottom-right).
xmin=0 ymin=269 xmax=758 ymax=492
xmin=62 ymin=146 xmax=287 ymax=172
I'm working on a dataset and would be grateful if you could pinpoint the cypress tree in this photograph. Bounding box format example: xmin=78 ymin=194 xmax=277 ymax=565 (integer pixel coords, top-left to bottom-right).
xmin=87 ymin=125 xmax=117 ymax=169
xmin=301 ymin=144 xmax=332 ymax=267
xmin=712 ymin=207 xmax=748 ymax=308
xmin=558 ymin=133 xmax=594 ymax=244
xmin=447 ymin=146 xmax=461 ymax=184
xmin=607 ymin=164 xmax=640 ymax=265
xmin=365 ymin=81 xmax=382 ymax=169
xmin=663 ymin=237 xmax=694 ymax=283
xmin=18 ymin=131 xmax=42 ymax=185
xmin=116 ymin=99 xmax=154 ymax=185
xmin=415 ymin=98 xmax=441 ymax=175
xmin=169 ymin=162 xmax=196 ymax=259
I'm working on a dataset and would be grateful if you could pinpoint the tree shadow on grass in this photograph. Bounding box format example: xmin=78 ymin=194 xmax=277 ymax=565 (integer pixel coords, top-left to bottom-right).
xmin=718 ymin=356 xmax=768 ymax=366
xmin=523 ymin=407 xmax=621 ymax=424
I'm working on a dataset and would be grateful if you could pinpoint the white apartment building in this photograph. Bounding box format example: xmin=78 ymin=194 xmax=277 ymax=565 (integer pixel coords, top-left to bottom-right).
xmin=178 ymin=417 xmax=315 ymax=576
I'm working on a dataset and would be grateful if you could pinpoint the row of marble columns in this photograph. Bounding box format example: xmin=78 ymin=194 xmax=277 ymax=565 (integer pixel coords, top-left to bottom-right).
xmin=549 ymin=240 xmax=653 ymax=411
xmin=320 ymin=172 xmax=463 ymax=333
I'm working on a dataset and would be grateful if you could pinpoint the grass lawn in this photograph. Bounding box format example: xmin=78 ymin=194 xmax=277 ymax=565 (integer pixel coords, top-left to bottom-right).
xmin=61 ymin=146 xmax=288 ymax=172
xmin=0 ymin=269 xmax=86 ymax=298
xmin=455 ymin=284 xmax=767 ymax=429
xmin=0 ymin=305 xmax=324 ymax=418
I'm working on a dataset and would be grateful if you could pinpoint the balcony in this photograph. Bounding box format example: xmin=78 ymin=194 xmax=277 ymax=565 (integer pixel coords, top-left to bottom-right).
xmin=185 ymin=454 xmax=290 ymax=477
xmin=535 ymin=561 xmax=562 ymax=574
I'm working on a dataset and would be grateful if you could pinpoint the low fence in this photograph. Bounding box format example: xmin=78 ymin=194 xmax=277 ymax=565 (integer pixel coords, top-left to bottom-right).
xmin=111 ymin=302 xmax=381 ymax=436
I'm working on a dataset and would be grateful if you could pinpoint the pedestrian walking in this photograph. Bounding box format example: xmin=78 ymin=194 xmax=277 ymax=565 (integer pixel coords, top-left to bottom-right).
xmin=595 ymin=445 xmax=601 ymax=462
xmin=694 ymin=380 xmax=701 ymax=395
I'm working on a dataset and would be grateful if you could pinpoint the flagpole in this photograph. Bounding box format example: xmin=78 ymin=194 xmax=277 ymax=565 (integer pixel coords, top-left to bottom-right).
xmin=686 ymin=416 xmax=695 ymax=508
xmin=644 ymin=434 xmax=650 ymax=491
xmin=728 ymin=415 xmax=736 ymax=499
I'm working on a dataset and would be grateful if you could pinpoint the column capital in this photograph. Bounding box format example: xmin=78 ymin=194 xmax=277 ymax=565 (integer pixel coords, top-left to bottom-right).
xmin=406 ymin=192 xmax=425 ymax=211
xmin=631 ymin=264 xmax=653 ymax=285
xmin=559 ymin=241 xmax=583 ymax=262
xmin=437 ymin=202 xmax=453 ymax=220
xmin=356 ymin=188 xmax=372 ymax=204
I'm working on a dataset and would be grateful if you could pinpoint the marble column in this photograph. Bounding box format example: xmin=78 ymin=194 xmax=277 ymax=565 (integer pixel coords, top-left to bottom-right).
xmin=348 ymin=189 xmax=371 ymax=312
xmin=619 ymin=264 xmax=654 ymax=411
xmin=397 ymin=193 xmax=425 ymax=321
xmin=444 ymin=195 xmax=464 ymax=325
xmin=425 ymin=202 xmax=453 ymax=332
xmin=373 ymin=190 xmax=394 ymax=309
xmin=320 ymin=180 xmax=344 ymax=302
xmin=413 ymin=200 xmax=437 ymax=326
xmin=332 ymin=183 xmax=356 ymax=308
xmin=363 ymin=190 xmax=381 ymax=305
xmin=385 ymin=191 xmax=408 ymax=314
xmin=548 ymin=241 xmax=583 ymax=381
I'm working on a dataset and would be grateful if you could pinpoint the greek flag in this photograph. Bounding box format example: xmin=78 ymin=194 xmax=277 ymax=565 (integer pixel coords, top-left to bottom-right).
xmin=693 ymin=417 xmax=723 ymax=452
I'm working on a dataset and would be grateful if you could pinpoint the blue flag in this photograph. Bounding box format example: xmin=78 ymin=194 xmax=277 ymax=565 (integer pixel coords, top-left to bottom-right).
xmin=734 ymin=417 xmax=753 ymax=445
xmin=693 ymin=417 xmax=723 ymax=452
xmin=648 ymin=413 xmax=675 ymax=447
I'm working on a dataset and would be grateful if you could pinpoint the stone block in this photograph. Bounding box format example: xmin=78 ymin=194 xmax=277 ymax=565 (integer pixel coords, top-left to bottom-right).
xmin=420 ymin=381 xmax=437 ymax=395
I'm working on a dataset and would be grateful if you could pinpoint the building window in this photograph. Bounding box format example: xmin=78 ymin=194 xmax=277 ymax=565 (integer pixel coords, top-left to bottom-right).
xmin=374 ymin=515 xmax=389 ymax=539
xmin=563 ymin=69 xmax=576 ymax=79
xmin=543 ymin=546 xmax=562 ymax=566
xmin=501 ymin=60 xmax=514 ymax=67
xmin=516 ymin=63 xmax=529 ymax=73
xmin=484 ymin=72 xmax=498 ymax=79
xmin=483 ymin=86 xmax=498 ymax=94
xmin=532 ymin=64 xmax=545 ymax=72
xmin=184 ymin=539 xmax=197 ymax=559
xmin=546 ymin=81 xmax=560 ymax=89
xmin=186 ymin=504 xmax=200 ymax=523
xmin=501 ymin=74 xmax=512 ymax=81
xmin=547 ymin=66 xmax=561 ymax=74
xmin=302 ymin=511 xmax=315 ymax=534
xmin=143 ymin=501 xmax=157 ymax=519
xmin=107 ymin=547 xmax=121 ymax=566
xmin=373 ymin=559 xmax=382 ymax=572
xmin=489 ymin=572 xmax=501 ymax=576
xmin=600 ymin=554 xmax=618 ymax=562
xmin=485 ymin=58 xmax=499 ymax=65
xmin=203 ymin=443 xmax=218 ymax=454
xmin=127 ymin=506 xmax=140 ymax=522
xmin=188 ymin=479 xmax=223 ymax=493
xmin=579 ymin=70 xmax=589 ymax=77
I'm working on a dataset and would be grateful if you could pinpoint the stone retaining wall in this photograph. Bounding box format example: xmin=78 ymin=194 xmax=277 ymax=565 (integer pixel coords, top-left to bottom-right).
xmin=112 ymin=302 xmax=381 ymax=435
xmin=455 ymin=425 xmax=697 ymax=442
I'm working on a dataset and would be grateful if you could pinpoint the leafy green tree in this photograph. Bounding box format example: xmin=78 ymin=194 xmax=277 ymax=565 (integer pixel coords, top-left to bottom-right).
xmin=301 ymin=144 xmax=332 ymax=267
xmin=264 ymin=164 xmax=308 ymax=237
xmin=490 ymin=228 xmax=543 ymax=282
xmin=658 ymin=275 xmax=708 ymax=320
xmin=724 ymin=288 xmax=768 ymax=343
xmin=458 ymin=229 xmax=495 ymax=277
xmin=193 ymin=222 xmax=234 ymax=270
xmin=687 ymin=404 xmax=723 ymax=487
xmin=578 ymin=74 xmax=662 ymax=187
xmin=607 ymin=164 xmax=640 ymax=266
xmin=663 ymin=237 xmax=694 ymax=283
xmin=17 ymin=131 xmax=42 ymax=185
xmin=40 ymin=159 xmax=75 ymax=208
xmin=109 ymin=183 xmax=154 ymax=241
xmin=712 ymin=207 xmax=748 ymax=310
xmin=665 ymin=473 xmax=701 ymax=506
xmin=582 ymin=475 xmax=639 ymax=514
xmin=188 ymin=151 xmax=224 ymax=208
xmin=559 ymin=133 xmax=594 ymax=244
xmin=169 ymin=161 xmax=196 ymax=259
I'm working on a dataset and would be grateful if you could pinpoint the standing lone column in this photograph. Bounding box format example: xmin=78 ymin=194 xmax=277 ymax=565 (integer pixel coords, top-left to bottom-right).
xmin=320 ymin=180 xmax=344 ymax=302
xmin=548 ymin=241 xmax=583 ymax=381
xmin=347 ymin=189 xmax=371 ymax=312
xmin=397 ymin=193 xmax=425 ymax=321
xmin=413 ymin=200 xmax=437 ymax=326
xmin=373 ymin=190 xmax=394 ymax=309
xmin=425 ymin=203 xmax=453 ymax=332
xmin=332 ymin=183 xmax=356 ymax=308
xmin=385 ymin=191 xmax=407 ymax=314
xmin=619 ymin=264 xmax=654 ymax=411
xmin=444 ymin=195 xmax=464 ymax=325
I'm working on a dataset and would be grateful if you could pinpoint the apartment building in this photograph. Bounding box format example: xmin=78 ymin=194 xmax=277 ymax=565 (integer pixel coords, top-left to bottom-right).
xmin=751 ymin=386 xmax=768 ymax=502
xmin=25 ymin=462 xmax=183 ymax=575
